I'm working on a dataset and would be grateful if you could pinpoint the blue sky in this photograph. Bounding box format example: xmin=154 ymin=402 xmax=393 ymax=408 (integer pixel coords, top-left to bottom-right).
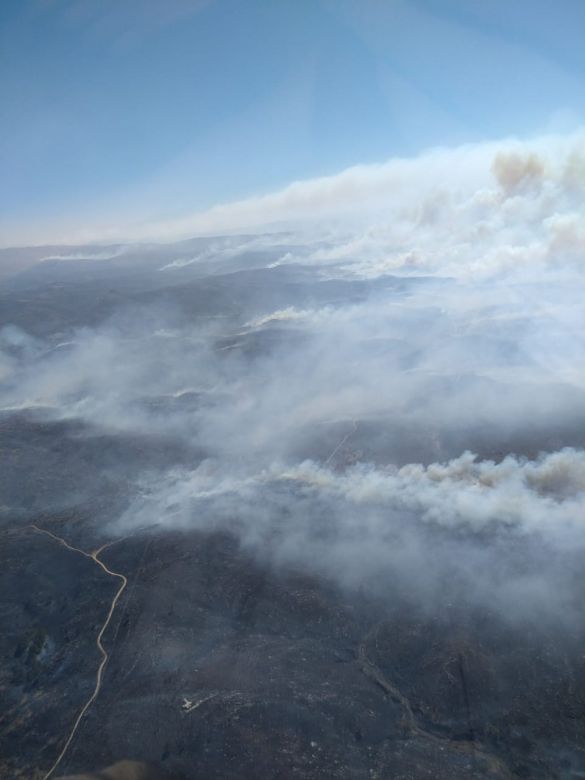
xmin=1 ymin=0 xmax=584 ymax=245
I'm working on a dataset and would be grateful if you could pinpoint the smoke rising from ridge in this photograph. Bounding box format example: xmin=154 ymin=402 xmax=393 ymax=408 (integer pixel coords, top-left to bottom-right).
xmin=1 ymin=130 xmax=584 ymax=627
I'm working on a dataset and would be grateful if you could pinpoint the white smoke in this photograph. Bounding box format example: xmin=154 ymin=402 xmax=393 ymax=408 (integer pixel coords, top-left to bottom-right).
xmin=114 ymin=446 xmax=584 ymax=623
xmin=1 ymin=130 xmax=584 ymax=622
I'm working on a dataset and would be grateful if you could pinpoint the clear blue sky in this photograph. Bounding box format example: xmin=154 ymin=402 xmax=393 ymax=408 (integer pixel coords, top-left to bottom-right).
xmin=1 ymin=0 xmax=584 ymax=244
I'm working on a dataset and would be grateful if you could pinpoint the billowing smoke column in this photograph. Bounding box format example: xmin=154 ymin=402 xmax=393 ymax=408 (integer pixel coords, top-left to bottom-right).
xmin=1 ymin=130 xmax=584 ymax=625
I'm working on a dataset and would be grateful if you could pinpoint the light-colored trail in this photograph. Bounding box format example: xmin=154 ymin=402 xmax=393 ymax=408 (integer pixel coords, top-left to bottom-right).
xmin=30 ymin=525 xmax=128 ymax=780
xmin=324 ymin=419 xmax=358 ymax=466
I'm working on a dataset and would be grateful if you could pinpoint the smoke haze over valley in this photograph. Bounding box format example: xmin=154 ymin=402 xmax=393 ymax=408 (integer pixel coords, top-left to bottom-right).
xmin=1 ymin=126 xmax=584 ymax=778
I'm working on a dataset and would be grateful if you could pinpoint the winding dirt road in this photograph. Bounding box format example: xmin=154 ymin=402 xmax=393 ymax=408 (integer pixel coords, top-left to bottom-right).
xmin=30 ymin=525 xmax=128 ymax=780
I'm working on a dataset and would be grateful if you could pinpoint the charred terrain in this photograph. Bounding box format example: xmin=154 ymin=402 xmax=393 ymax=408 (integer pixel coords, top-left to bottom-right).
xmin=1 ymin=231 xmax=584 ymax=779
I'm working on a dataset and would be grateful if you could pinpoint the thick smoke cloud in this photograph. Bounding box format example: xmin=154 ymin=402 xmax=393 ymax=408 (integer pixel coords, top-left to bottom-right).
xmin=69 ymin=128 xmax=585 ymax=244
xmin=116 ymin=447 xmax=584 ymax=626
xmin=1 ymin=131 xmax=583 ymax=627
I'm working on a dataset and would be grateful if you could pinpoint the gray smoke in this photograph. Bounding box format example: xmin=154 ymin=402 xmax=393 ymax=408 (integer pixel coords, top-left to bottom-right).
xmin=1 ymin=130 xmax=584 ymax=627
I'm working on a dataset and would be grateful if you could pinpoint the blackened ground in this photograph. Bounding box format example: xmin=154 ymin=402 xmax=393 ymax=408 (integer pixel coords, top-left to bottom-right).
xmin=1 ymin=246 xmax=584 ymax=779
xmin=1 ymin=514 xmax=584 ymax=780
